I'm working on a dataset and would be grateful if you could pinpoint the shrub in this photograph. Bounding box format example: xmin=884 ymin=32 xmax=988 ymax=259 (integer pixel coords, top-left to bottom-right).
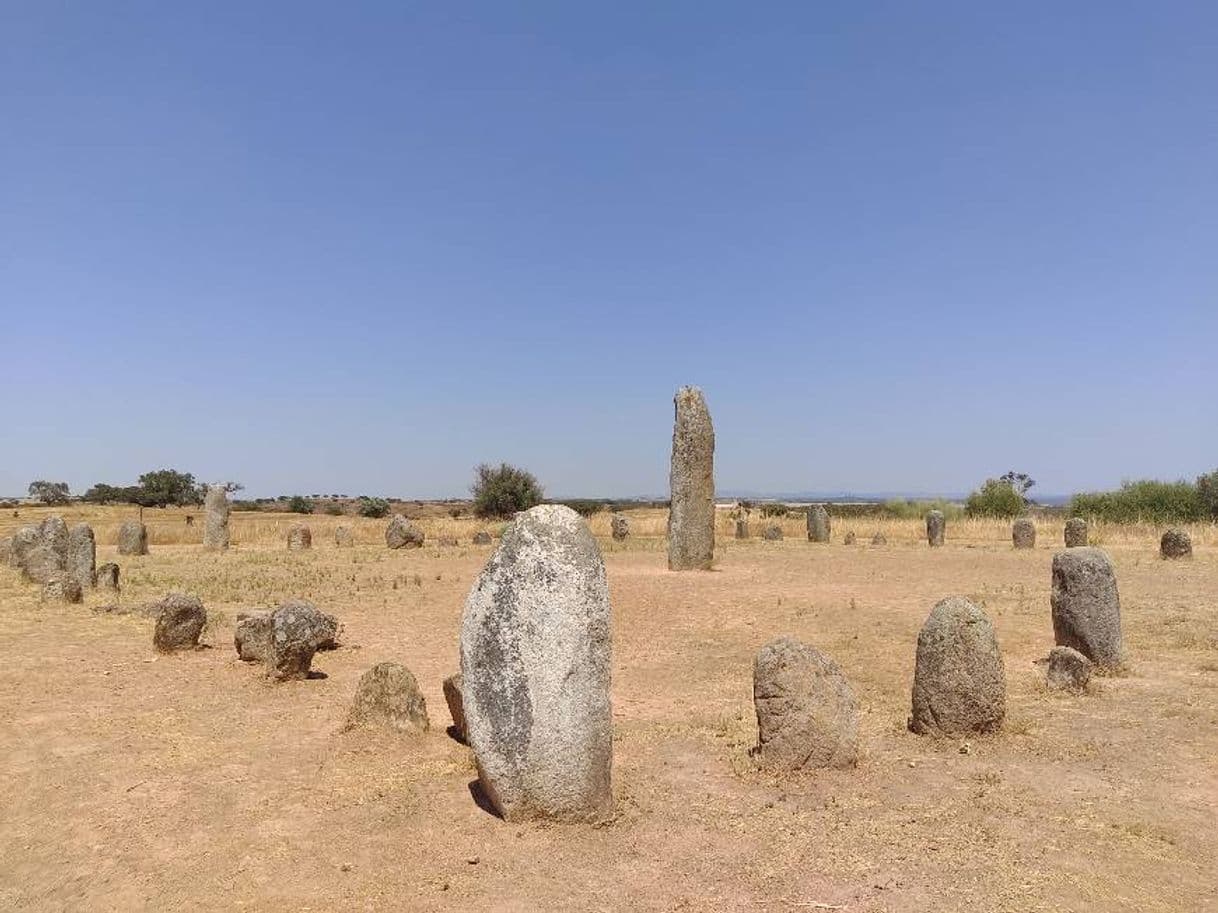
xmin=1196 ymin=469 xmax=1218 ymax=521
xmin=321 ymin=502 xmax=344 ymax=516
xmin=357 ymin=496 xmax=391 ymax=519
xmin=27 ymin=480 xmax=71 ymax=505
xmin=472 ymin=463 xmax=544 ymax=519
xmin=1070 ymin=479 xmax=1201 ymax=524
xmin=759 ymin=502 xmax=789 ymax=518
xmin=965 ymin=479 xmax=1026 ymax=518
xmin=286 ymin=495 xmax=314 ymax=514
xmin=231 ymin=500 xmax=261 ymax=512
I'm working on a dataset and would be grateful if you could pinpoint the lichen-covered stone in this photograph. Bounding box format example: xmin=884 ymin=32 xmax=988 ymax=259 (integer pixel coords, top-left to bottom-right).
xmin=286 ymin=524 xmax=312 ymax=550
xmin=443 ymin=673 xmax=466 ymax=742
xmin=67 ymin=523 xmax=95 ymax=588
xmin=806 ymin=504 xmax=831 ymax=543
xmin=203 ymin=485 xmax=230 ymax=551
xmin=667 ymin=386 xmax=714 ymax=570
xmin=1051 ymin=547 xmax=1122 ymax=668
xmin=610 ymin=513 xmax=629 ymax=542
xmin=1012 ymin=518 xmax=1036 ymax=550
xmin=95 ymin=563 xmax=120 ymax=590
xmin=762 ymin=524 xmax=783 ymax=541
xmin=385 ymin=514 xmax=424 ymax=549
xmin=1160 ymin=529 xmax=1192 ymax=559
xmin=909 ymin=596 xmax=1005 ymax=735
xmin=1064 ymin=517 xmax=1088 ymax=548
xmin=42 ymin=576 xmax=83 ymax=604
xmin=334 ymin=526 xmax=354 ymax=547
xmin=117 ymin=521 xmax=148 ymax=556
xmin=153 ymin=593 xmax=206 ymax=653
xmin=926 ymin=511 xmax=945 ymax=547
xmin=460 ymin=504 xmax=613 ymax=822
xmin=265 ymin=599 xmax=333 ymax=680
xmin=346 ymin=662 xmax=430 ymax=733
xmin=753 ymin=637 xmax=859 ymax=770
xmin=1046 ymin=646 xmax=1092 ymax=692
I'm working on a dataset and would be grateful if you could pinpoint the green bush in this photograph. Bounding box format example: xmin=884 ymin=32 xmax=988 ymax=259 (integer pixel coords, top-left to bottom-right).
xmin=472 ymin=463 xmax=544 ymax=519
xmin=1070 ymin=479 xmax=1201 ymax=524
xmin=965 ymin=479 xmax=1026 ymax=518
xmin=357 ymin=496 xmax=391 ymax=519
xmin=286 ymin=495 xmax=314 ymax=514
xmin=759 ymin=502 xmax=789 ymax=518
xmin=1196 ymin=469 xmax=1218 ymax=521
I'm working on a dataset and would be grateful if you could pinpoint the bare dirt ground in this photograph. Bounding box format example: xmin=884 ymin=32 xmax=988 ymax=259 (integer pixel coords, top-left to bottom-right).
xmin=1 ymin=507 xmax=1216 ymax=912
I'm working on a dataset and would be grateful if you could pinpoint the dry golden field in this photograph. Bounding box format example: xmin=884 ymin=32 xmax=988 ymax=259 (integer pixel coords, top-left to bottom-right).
xmin=1 ymin=505 xmax=1216 ymax=912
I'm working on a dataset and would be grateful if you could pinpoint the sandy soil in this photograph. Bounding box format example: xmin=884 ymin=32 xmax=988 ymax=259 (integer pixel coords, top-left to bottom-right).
xmin=1 ymin=508 xmax=1215 ymax=912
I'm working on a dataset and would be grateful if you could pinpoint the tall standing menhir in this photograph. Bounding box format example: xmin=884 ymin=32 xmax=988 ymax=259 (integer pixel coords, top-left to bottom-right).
xmin=667 ymin=386 xmax=715 ymax=571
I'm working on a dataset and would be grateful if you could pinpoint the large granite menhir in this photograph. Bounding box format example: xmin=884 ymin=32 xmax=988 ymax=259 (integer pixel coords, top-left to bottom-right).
xmin=460 ymin=504 xmax=613 ymax=822
xmin=667 ymin=386 xmax=715 ymax=571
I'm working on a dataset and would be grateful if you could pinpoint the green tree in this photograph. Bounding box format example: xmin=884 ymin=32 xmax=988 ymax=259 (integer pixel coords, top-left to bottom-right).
xmin=965 ymin=478 xmax=1026 ymax=518
xmin=1197 ymin=469 xmax=1218 ymax=521
xmin=136 ymin=469 xmax=203 ymax=507
xmin=471 ymin=463 xmax=544 ymax=519
xmin=27 ymin=480 xmax=70 ymax=505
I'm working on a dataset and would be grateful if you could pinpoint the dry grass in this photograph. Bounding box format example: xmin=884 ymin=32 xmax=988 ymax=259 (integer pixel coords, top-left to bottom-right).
xmin=0 ymin=504 xmax=1216 ymax=911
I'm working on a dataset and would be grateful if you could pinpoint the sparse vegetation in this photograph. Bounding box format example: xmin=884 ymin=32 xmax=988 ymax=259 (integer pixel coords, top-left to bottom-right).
xmin=357 ymin=497 xmax=391 ymax=519
xmin=758 ymin=502 xmax=788 ymax=518
xmin=471 ymin=463 xmax=543 ymax=519
xmin=965 ymin=478 xmax=1027 ymax=518
xmin=27 ymin=480 xmax=71 ymax=505
xmin=556 ymin=499 xmax=609 ymax=518
xmin=1071 ymin=479 xmax=1203 ymax=524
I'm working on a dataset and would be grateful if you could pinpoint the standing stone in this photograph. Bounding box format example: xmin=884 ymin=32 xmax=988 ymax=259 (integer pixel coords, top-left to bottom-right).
xmin=67 ymin=523 xmax=96 ymax=588
xmin=610 ymin=513 xmax=630 ymax=542
xmin=806 ymin=504 xmax=831 ymax=543
xmin=118 ymin=521 xmax=149 ymax=556
xmin=1064 ymin=517 xmax=1088 ymax=548
xmin=266 ymin=599 xmax=330 ymax=680
xmin=234 ymin=612 xmax=272 ymax=662
xmin=443 ymin=673 xmax=467 ymax=742
xmin=753 ymin=636 xmax=859 ymax=770
xmin=42 ymin=577 xmax=83 ymax=604
xmin=871 ymin=532 xmax=887 ymax=546
xmin=286 ymin=524 xmax=312 ymax=550
xmin=346 ymin=662 xmax=430 ymax=733
xmin=1160 ymin=529 xmax=1193 ymax=559
xmin=1051 ymin=547 xmax=1122 ymax=668
xmin=0 ymin=536 xmax=10 ymax=566
xmin=472 ymin=531 xmax=493 ymax=545
xmin=95 ymin=563 xmax=120 ymax=591
xmin=909 ymin=596 xmax=1006 ymax=735
xmin=843 ymin=531 xmax=857 ymax=545
xmin=203 ymin=485 xmax=230 ymax=551
xmin=735 ymin=518 xmax=749 ymax=540
xmin=10 ymin=527 xmax=38 ymax=569
xmin=926 ymin=510 xmax=946 ymax=547
xmin=152 ymin=593 xmax=207 ymax=653
xmin=1012 ymin=518 xmax=1036 ymax=550
xmin=762 ymin=524 xmax=783 ymax=541
xmin=334 ymin=526 xmax=354 ymax=547
xmin=20 ymin=516 xmax=69 ymax=584
xmin=460 ymin=504 xmax=613 ymax=822
xmin=1046 ymin=646 xmax=1092 ymax=692
xmin=385 ymin=514 xmax=424 ymax=549
xmin=667 ymin=386 xmax=715 ymax=571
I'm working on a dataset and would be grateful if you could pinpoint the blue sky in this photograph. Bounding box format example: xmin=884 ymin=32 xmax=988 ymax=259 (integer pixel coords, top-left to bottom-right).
xmin=3 ymin=2 xmax=1215 ymax=499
